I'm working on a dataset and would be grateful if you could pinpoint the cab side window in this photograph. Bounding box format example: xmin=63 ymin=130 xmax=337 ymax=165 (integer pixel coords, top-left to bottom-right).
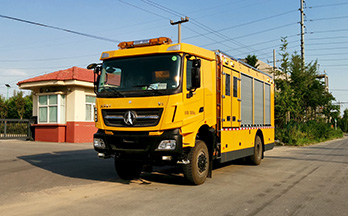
xmin=186 ymin=59 xmax=193 ymax=90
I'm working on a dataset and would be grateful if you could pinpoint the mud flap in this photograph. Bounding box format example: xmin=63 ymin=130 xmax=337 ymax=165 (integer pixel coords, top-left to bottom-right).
xmin=207 ymin=159 xmax=213 ymax=178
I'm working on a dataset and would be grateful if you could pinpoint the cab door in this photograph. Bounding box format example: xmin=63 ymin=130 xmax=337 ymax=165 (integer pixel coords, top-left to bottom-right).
xmin=183 ymin=57 xmax=204 ymax=126
xmin=222 ymin=67 xmax=232 ymax=128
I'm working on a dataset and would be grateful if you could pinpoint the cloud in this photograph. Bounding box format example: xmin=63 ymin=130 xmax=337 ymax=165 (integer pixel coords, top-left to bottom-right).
xmin=0 ymin=69 xmax=28 ymax=77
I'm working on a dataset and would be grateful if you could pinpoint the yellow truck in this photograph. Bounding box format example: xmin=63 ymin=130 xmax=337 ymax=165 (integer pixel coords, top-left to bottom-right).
xmin=88 ymin=37 xmax=274 ymax=185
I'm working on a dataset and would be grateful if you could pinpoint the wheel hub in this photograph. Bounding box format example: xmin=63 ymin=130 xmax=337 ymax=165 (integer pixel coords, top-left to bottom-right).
xmin=197 ymin=152 xmax=207 ymax=173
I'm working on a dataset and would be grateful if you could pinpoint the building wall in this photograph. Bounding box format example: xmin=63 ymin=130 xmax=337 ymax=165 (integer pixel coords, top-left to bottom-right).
xmin=65 ymin=86 xmax=97 ymax=143
xmin=34 ymin=124 xmax=66 ymax=142
xmin=66 ymin=122 xmax=97 ymax=143
xmin=67 ymin=86 xmax=85 ymax=122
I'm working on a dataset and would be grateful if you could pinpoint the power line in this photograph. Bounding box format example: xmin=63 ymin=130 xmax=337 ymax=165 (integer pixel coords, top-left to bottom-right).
xmin=307 ymin=52 xmax=348 ymax=56
xmin=140 ymin=0 xmax=296 ymax=60
xmin=320 ymin=64 xmax=348 ymax=67
xmin=307 ymin=41 xmax=348 ymax=46
xmin=121 ymin=0 xmax=298 ymax=59
xmin=183 ymin=9 xmax=297 ymax=40
xmin=118 ymin=0 xmax=238 ymax=51
xmin=0 ymin=14 xmax=119 ymax=43
xmin=309 ymin=28 xmax=348 ymax=34
xmin=316 ymin=58 xmax=348 ymax=62
xmin=118 ymin=0 xmax=168 ymax=20
xmin=236 ymin=40 xmax=299 ymax=56
xmin=307 ymin=46 xmax=348 ymax=51
xmin=0 ymin=64 xmax=86 ymax=70
xmin=138 ymin=0 xmax=257 ymax=53
xmin=307 ymin=35 xmax=348 ymax=41
xmin=140 ymin=0 xmax=252 ymax=50
xmin=308 ymin=15 xmax=348 ymax=22
xmin=0 ymin=54 xmax=99 ymax=62
xmin=246 ymin=34 xmax=298 ymax=47
xmin=201 ymin=22 xmax=297 ymax=47
xmin=188 ymin=0 xmax=252 ymax=15
xmin=307 ymin=2 xmax=348 ymax=9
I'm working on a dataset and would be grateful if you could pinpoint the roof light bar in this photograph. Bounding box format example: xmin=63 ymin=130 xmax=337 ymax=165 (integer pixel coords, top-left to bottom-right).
xmin=118 ymin=37 xmax=172 ymax=49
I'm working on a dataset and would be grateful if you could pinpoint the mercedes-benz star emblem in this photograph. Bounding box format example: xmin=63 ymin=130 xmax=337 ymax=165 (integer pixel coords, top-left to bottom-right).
xmin=124 ymin=111 xmax=136 ymax=126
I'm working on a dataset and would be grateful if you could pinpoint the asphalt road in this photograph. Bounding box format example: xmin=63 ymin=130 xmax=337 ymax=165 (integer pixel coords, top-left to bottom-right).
xmin=0 ymin=137 xmax=347 ymax=216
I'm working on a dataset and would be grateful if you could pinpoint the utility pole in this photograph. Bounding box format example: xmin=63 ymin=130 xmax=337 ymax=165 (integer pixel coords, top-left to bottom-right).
xmin=170 ymin=16 xmax=189 ymax=43
xmin=300 ymin=0 xmax=305 ymax=70
xmin=273 ymin=49 xmax=276 ymax=70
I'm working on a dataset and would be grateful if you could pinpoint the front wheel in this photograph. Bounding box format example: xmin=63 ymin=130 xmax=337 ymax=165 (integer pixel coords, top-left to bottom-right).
xmin=183 ymin=140 xmax=210 ymax=185
xmin=114 ymin=159 xmax=143 ymax=180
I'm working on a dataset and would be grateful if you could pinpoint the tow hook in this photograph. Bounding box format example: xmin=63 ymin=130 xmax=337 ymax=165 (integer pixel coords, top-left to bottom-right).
xmin=98 ymin=153 xmax=111 ymax=159
xmin=177 ymin=159 xmax=190 ymax=164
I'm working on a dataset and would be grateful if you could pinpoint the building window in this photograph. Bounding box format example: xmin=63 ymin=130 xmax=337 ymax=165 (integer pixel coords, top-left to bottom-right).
xmin=38 ymin=94 xmax=65 ymax=124
xmin=85 ymin=95 xmax=96 ymax=121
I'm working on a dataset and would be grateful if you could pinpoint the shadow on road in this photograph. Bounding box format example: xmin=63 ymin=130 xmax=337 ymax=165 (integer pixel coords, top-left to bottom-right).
xmin=18 ymin=149 xmax=133 ymax=184
xmin=18 ymin=149 xmax=262 ymax=186
xmin=18 ymin=149 xmax=193 ymax=185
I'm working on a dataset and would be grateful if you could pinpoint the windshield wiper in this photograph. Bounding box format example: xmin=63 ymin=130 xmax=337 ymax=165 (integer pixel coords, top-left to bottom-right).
xmin=104 ymin=87 xmax=125 ymax=97
xmin=132 ymin=84 xmax=163 ymax=95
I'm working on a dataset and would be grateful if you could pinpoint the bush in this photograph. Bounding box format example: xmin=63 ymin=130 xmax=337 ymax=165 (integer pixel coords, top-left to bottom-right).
xmin=276 ymin=120 xmax=343 ymax=146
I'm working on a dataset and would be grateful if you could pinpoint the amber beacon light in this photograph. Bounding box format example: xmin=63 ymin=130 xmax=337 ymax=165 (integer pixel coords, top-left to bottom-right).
xmin=118 ymin=37 xmax=172 ymax=49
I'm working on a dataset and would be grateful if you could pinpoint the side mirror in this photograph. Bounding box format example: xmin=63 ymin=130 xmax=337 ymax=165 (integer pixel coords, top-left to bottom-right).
xmin=87 ymin=63 xmax=102 ymax=74
xmin=87 ymin=63 xmax=102 ymax=94
xmin=87 ymin=63 xmax=97 ymax=70
xmin=191 ymin=59 xmax=201 ymax=89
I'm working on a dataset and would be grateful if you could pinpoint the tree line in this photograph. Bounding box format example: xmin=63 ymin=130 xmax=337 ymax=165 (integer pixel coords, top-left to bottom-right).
xmin=0 ymin=90 xmax=32 ymax=119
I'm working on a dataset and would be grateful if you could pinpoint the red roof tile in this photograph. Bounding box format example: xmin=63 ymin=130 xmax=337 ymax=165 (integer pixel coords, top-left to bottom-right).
xmin=17 ymin=66 xmax=94 ymax=85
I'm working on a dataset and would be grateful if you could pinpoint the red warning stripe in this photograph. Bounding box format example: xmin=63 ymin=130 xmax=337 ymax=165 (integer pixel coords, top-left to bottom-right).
xmin=221 ymin=126 xmax=274 ymax=131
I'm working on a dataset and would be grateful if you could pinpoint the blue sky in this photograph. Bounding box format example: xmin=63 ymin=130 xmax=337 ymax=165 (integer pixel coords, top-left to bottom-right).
xmin=1 ymin=0 xmax=348 ymax=113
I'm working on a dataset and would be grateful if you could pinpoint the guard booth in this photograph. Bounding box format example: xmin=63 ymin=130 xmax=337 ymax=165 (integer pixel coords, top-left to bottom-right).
xmin=17 ymin=66 xmax=97 ymax=143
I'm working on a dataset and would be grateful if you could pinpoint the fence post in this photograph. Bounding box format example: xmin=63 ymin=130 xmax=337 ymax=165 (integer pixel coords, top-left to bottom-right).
xmin=27 ymin=120 xmax=31 ymax=140
xmin=4 ymin=120 xmax=7 ymax=138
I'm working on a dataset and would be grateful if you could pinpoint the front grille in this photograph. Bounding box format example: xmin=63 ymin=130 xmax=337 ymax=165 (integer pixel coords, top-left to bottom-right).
xmin=102 ymin=108 xmax=163 ymax=127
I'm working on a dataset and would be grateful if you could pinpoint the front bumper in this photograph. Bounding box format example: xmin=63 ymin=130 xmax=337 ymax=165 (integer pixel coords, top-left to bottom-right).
xmin=93 ymin=129 xmax=183 ymax=163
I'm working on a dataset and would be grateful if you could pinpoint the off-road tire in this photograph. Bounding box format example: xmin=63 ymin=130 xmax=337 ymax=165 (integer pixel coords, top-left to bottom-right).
xmin=183 ymin=140 xmax=210 ymax=185
xmin=114 ymin=159 xmax=143 ymax=180
xmin=249 ymin=135 xmax=263 ymax=165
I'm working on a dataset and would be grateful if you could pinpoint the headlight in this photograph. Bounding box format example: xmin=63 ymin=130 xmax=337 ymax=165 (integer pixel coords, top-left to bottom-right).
xmin=156 ymin=140 xmax=176 ymax=150
xmin=94 ymin=138 xmax=106 ymax=149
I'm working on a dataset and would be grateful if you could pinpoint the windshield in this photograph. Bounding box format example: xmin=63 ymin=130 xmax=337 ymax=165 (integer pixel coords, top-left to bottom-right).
xmin=98 ymin=54 xmax=181 ymax=97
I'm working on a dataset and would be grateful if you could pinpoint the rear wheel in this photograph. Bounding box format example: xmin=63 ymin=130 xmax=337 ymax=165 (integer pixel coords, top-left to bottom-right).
xmin=183 ymin=140 xmax=210 ymax=185
xmin=114 ymin=159 xmax=143 ymax=180
xmin=249 ymin=135 xmax=263 ymax=165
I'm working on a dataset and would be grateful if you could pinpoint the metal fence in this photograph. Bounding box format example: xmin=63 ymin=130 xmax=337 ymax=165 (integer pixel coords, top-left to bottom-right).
xmin=0 ymin=119 xmax=31 ymax=139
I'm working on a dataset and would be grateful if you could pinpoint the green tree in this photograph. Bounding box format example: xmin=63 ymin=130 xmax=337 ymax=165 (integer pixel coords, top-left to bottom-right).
xmin=7 ymin=90 xmax=32 ymax=119
xmin=0 ymin=95 xmax=8 ymax=119
xmin=245 ymin=54 xmax=260 ymax=68
xmin=274 ymin=37 xmax=341 ymax=144
xmin=273 ymin=37 xmax=297 ymax=127
xmin=339 ymin=109 xmax=348 ymax=132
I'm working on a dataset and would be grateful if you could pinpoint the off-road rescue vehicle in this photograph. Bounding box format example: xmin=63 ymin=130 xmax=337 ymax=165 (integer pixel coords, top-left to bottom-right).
xmin=88 ymin=37 xmax=274 ymax=185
